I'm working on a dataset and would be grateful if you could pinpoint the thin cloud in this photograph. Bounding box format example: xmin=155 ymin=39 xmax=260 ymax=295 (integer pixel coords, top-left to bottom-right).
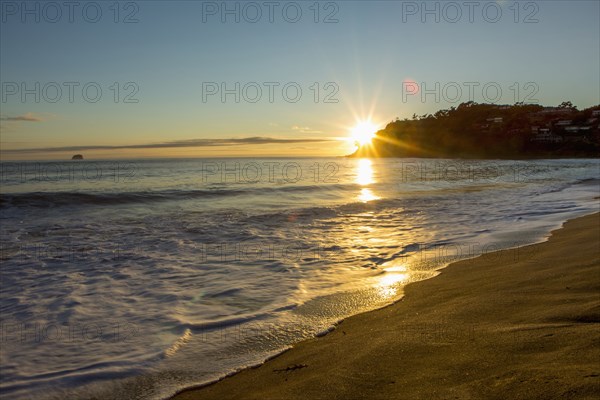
xmin=0 ymin=113 xmax=43 ymax=122
xmin=291 ymin=125 xmax=323 ymax=134
xmin=1 ymin=137 xmax=333 ymax=153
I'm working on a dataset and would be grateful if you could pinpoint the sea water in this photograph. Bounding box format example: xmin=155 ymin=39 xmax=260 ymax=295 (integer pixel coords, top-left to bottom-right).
xmin=1 ymin=158 xmax=598 ymax=399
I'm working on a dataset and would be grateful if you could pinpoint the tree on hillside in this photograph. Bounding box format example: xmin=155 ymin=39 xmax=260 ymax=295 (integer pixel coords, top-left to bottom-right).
xmin=558 ymin=101 xmax=577 ymax=110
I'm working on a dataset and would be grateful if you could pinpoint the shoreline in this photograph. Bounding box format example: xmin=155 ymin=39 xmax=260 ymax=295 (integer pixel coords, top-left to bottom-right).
xmin=172 ymin=212 xmax=600 ymax=400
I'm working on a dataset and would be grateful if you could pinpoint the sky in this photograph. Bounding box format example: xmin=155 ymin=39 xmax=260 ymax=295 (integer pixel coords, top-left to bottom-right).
xmin=1 ymin=0 xmax=599 ymax=160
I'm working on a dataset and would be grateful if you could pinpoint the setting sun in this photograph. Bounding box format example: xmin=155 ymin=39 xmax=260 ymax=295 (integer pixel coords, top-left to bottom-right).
xmin=351 ymin=121 xmax=378 ymax=146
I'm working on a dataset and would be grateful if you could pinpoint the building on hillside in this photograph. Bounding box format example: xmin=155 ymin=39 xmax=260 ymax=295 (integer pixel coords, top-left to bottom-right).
xmin=554 ymin=120 xmax=572 ymax=126
xmin=531 ymin=129 xmax=562 ymax=143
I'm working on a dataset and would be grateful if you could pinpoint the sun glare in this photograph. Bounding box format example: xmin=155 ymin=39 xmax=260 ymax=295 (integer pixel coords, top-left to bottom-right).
xmin=351 ymin=121 xmax=378 ymax=146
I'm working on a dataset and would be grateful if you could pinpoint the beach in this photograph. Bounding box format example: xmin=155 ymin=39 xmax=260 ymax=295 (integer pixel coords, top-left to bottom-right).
xmin=2 ymin=1 xmax=599 ymax=398
xmin=174 ymin=212 xmax=600 ymax=400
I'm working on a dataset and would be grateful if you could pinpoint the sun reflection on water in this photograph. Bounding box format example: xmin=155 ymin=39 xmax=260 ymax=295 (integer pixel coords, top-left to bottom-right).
xmin=358 ymin=188 xmax=379 ymax=202
xmin=376 ymin=264 xmax=409 ymax=298
xmin=355 ymin=159 xmax=380 ymax=202
xmin=356 ymin=159 xmax=374 ymax=186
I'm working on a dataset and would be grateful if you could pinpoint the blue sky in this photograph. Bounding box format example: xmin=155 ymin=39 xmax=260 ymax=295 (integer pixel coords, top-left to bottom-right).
xmin=1 ymin=0 xmax=599 ymax=159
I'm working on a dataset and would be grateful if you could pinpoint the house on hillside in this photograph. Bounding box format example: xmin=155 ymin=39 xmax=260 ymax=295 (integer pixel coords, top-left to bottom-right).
xmin=563 ymin=126 xmax=591 ymax=143
xmin=555 ymin=120 xmax=572 ymax=126
xmin=532 ymin=128 xmax=562 ymax=143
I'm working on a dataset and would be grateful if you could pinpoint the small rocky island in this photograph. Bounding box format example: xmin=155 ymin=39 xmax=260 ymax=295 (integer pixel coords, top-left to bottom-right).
xmin=71 ymin=154 xmax=84 ymax=160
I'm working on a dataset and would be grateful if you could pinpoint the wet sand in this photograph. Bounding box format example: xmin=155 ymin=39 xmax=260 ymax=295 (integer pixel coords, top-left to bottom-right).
xmin=173 ymin=213 xmax=600 ymax=400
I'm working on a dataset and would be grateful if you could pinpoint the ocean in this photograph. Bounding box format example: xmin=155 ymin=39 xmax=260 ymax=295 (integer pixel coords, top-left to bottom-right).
xmin=0 ymin=157 xmax=598 ymax=399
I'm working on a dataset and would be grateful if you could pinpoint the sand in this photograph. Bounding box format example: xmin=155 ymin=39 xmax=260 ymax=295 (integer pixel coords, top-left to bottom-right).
xmin=173 ymin=213 xmax=600 ymax=400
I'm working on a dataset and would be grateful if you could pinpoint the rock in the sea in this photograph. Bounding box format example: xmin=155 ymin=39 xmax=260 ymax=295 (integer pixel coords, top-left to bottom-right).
xmin=71 ymin=154 xmax=83 ymax=160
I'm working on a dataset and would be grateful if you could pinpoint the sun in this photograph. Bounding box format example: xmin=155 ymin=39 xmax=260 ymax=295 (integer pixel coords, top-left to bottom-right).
xmin=351 ymin=121 xmax=378 ymax=146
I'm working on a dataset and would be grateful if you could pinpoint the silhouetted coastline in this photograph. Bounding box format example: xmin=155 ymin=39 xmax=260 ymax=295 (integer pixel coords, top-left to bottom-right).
xmin=350 ymin=102 xmax=600 ymax=159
